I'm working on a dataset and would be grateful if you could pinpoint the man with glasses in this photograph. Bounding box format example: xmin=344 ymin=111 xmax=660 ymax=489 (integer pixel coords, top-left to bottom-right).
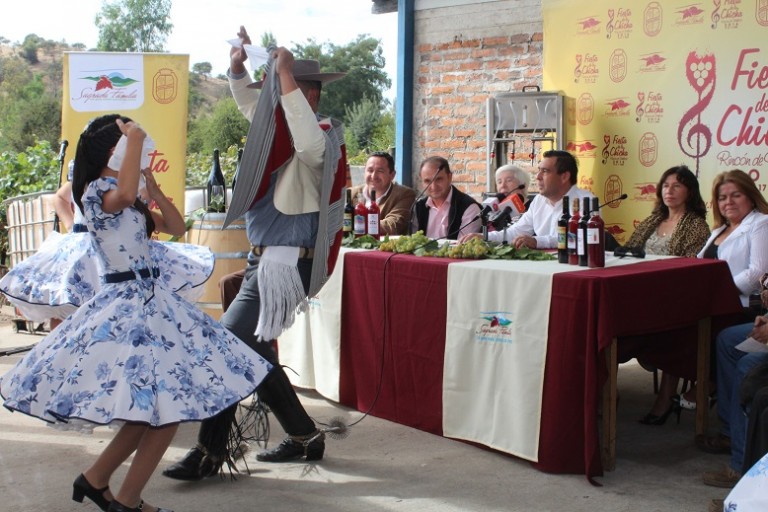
xmin=350 ymin=151 xmax=416 ymax=235
xmin=461 ymin=150 xmax=593 ymax=248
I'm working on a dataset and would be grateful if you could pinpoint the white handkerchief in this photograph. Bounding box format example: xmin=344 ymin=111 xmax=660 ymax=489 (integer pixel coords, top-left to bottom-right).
xmin=226 ymin=39 xmax=270 ymax=71
xmin=736 ymin=337 xmax=768 ymax=353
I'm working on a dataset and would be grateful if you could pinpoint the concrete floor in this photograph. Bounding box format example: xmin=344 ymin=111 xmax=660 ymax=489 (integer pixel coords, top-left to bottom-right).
xmin=0 ymin=316 xmax=729 ymax=512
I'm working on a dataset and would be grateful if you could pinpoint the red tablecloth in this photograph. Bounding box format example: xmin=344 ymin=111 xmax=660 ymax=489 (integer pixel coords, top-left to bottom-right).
xmin=338 ymin=252 xmax=743 ymax=478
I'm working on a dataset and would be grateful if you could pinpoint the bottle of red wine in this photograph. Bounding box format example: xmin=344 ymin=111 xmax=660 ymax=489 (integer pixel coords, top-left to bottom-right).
xmin=353 ymin=193 xmax=368 ymax=237
xmin=343 ymin=189 xmax=354 ymax=235
xmin=206 ymin=148 xmax=226 ymax=213
xmin=587 ymin=197 xmax=606 ymax=268
xmin=577 ymin=197 xmax=590 ymax=267
xmin=557 ymin=195 xmax=570 ymax=263
xmin=367 ymin=190 xmax=380 ymax=239
xmin=568 ymin=197 xmax=580 ymax=265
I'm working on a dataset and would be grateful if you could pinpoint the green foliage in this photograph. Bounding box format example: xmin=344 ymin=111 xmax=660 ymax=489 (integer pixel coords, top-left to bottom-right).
xmin=186 ymin=97 xmax=248 ymax=155
xmin=0 ymin=70 xmax=61 ymax=153
xmin=185 ymin=144 xmax=241 ymax=188
xmin=344 ymin=97 xmax=381 ymax=151
xmin=344 ymin=104 xmax=395 ymax=165
xmin=20 ymin=34 xmax=43 ymax=64
xmin=95 ymin=0 xmax=173 ymax=52
xmin=0 ymin=139 xmax=61 ymax=196
xmin=292 ymin=35 xmax=391 ymax=122
xmin=192 ymin=62 xmax=212 ymax=77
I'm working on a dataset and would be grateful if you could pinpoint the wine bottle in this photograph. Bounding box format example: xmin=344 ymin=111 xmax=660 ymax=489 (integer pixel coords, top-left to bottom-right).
xmin=568 ymin=197 xmax=580 ymax=265
xmin=231 ymin=147 xmax=243 ymax=192
xmin=343 ymin=189 xmax=354 ymax=235
xmin=557 ymin=196 xmax=570 ymax=263
xmin=206 ymin=148 xmax=226 ymax=213
xmin=577 ymin=197 xmax=590 ymax=267
xmin=587 ymin=197 xmax=606 ymax=268
xmin=353 ymin=193 xmax=368 ymax=237
xmin=367 ymin=189 xmax=380 ymax=239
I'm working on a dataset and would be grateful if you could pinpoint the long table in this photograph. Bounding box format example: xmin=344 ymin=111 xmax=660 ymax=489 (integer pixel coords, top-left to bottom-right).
xmin=334 ymin=251 xmax=743 ymax=479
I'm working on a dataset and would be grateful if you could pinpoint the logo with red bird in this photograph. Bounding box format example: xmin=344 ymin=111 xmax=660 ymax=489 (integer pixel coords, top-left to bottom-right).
xmin=83 ymin=72 xmax=139 ymax=91
xmin=475 ymin=312 xmax=514 ymax=343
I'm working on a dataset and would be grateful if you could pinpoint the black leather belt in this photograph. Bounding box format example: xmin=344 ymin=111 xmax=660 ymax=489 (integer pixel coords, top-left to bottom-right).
xmin=250 ymin=245 xmax=314 ymax=259
xmin=72 ymin=224 xmax=88 ymax=233
xmin=104 ymin=267 xmax=159 ymax=284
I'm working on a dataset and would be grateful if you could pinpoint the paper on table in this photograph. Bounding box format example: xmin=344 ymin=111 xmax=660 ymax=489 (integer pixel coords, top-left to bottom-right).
xmin=736 ymin=337 xmax=768 ymax=353
xmin=226 ymin=39 xmax=269 ymax=71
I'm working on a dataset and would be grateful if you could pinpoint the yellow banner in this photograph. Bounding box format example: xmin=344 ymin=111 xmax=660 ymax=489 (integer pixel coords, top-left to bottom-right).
xmin=543 ymin=0 xmax=768 ymax=242
xmin=61 ymin=52 xmax=189 ymax=238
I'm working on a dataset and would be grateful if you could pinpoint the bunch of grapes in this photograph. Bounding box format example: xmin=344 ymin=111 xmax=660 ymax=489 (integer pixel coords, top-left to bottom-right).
xmin=433 ymin=237 xmax=491 ymax=259
xmin=378 ymin=231 xmax=433 ymax=254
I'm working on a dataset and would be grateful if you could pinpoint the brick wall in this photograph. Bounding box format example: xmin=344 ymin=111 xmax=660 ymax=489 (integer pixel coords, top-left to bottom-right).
xmin=411 ymin=0 xmax=544 ymax=199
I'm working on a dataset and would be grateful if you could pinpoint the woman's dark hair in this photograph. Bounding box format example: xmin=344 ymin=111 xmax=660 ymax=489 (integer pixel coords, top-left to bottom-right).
xmin=652 ymin=165 xmax=707 ymax=219
xmin=72 ymin=114 xmax=155 ymax=235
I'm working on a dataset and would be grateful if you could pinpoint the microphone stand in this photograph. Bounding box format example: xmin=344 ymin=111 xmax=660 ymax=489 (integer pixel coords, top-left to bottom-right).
xmin=52 ymin=140 xmax=68 ymax=233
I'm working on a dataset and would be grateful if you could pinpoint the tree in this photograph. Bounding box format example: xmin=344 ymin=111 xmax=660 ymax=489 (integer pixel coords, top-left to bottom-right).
xmin=344 ymin=96 xmax=381 ymax=153
xmin=292 ymin=35 xmax=391 ymax=123
xmin=187 ymin=97 xmax=248 ymax=155
xmin=192 ymin=62 xmax=212 ymax=79
xmin=95 ymin=0 xmax=173 ymax=52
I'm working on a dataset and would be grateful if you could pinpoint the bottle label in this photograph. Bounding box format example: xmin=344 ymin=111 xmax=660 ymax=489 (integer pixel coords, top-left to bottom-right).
xmin=557 ymin=226 xmax=567 ymax=250
xmin=577 ymin=230 xmax=585 ymax=255
xmin=367 ymin=215 xmax=379 ymax=236
xmin=343 ymin=214 xmax=353 ymax=232
xmin=567 ymin=231 xmax=576 ymax=250
xmin=354 ymin=215 xmax=366 ymax=235
xmin=587 ymin=227 xmax=600 ymax=244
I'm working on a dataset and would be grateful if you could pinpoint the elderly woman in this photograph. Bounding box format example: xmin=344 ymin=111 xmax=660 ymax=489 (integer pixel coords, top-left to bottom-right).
xmin=619 ymin=166 xmax=711 ymax=424
xmin=495 ymin=163 xmax=530 ymax=202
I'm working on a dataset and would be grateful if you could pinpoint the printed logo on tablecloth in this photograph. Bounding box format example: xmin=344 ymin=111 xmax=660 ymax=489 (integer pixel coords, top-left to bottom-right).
xmin=674 ymin=3 xmax=706 ymax=26
xmin=643 ymin=2 xmax=664 ymax=36
xmin=474 ymin=312 xmax=514 ymax=344
xmin=606 ymin=7 xmax=634 ymax=40
xmin=68 ymin=53 xmax=144 ymax=112
xmin=711 ymin=0 xmax=744 ymax=30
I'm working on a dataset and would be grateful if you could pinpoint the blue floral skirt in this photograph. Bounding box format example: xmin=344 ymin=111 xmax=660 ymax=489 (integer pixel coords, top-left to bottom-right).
xmin=0 ymin=276 xmax=270 ymax=431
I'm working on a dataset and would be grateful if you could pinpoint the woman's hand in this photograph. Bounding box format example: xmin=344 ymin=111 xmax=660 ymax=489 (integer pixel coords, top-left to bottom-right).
xmin=141 ymin=168 xmax=163 ymax=203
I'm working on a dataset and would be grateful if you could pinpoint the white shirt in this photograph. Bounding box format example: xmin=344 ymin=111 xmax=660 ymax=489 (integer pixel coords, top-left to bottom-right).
xmin=489 ymin=185 xmax=593 ymax=248
xmin=697 ymin=209 xmax=768 ymax=306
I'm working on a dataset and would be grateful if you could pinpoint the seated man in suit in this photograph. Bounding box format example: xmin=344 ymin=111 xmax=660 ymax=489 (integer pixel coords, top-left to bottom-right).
xmin=411 ymin=155 xmax=481 ymax=240
xmin=350 ymin=151 xmax=416 ymax=235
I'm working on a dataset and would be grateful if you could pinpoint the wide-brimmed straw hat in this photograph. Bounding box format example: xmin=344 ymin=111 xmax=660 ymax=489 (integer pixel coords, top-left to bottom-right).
xmin=247 ymin=59 xmax=346 ymax=89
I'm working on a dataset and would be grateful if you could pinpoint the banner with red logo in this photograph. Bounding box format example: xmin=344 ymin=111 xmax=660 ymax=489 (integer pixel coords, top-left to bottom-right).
xmin=543 ymin=0 xmax=768 ymax=241
xmin=61 ymin=52 xmax=189 ymax=235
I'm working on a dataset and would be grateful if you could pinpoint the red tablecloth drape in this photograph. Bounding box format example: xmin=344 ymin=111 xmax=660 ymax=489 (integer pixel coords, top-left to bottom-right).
xmin=338 ymin=252 xmax=743 ymax=478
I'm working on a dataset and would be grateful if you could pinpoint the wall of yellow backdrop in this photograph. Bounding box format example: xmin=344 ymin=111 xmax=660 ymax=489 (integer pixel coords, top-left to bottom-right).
xmin=543 ymin=0 xmax=768 ymax=242
xmin=61 ymin=52 xmax=189 ymax=239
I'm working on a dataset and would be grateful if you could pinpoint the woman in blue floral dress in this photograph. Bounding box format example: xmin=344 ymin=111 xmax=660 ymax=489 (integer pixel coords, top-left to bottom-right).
xmin=0 ymin=115 xmax=272 ymax=512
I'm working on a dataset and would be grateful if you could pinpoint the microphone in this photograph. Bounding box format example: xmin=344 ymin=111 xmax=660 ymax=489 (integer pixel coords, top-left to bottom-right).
xmin=58 ymin=140 xmax=69 ymax=163
xmin=479 ymin=192 xmax=506 ymax=218
xmin=592 ymin=193 xmax=628 ymax=213
xmin=488 ymin=184 xmax=528 ymax=229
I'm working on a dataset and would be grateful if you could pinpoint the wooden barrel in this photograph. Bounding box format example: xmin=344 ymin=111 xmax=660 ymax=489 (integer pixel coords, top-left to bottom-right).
xmin=186 ymin=212 xmax=249 ymax=320
xmin=4 ymin=191 xmax=57 ymax=268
